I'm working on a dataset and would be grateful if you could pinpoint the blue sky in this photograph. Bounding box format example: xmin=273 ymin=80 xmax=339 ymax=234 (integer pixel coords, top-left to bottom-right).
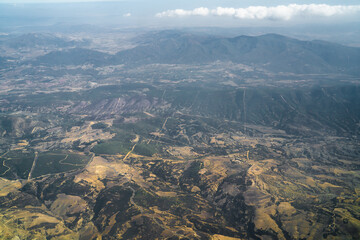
xmin=2 ymin=0 xmax=360 ymax=5
xmin=1 ymin=1 xmax=359 ymax=29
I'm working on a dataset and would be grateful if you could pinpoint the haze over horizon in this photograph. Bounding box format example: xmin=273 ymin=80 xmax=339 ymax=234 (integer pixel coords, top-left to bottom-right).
xmin=1 ymin=1 xmax=360 ymax=240
xmin=1 ymin=1 xmax=359 ymax=46
xmin=1 ymin=1 xmax=359 ymax=27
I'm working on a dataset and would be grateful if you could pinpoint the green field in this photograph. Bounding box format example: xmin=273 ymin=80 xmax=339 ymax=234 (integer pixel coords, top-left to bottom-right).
xmin=32 ymin=151 xmax=90 ymax=178
xmin=0 ymin=151 xmax=35 ymax=180
xmin=92 ymin=141 xmax=130 ymax=155
xmin=133 ymin=143 xmax=158 ymax=157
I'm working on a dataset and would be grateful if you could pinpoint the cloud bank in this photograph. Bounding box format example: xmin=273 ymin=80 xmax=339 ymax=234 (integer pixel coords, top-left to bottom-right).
xmin=156 ymin=4 xmax=360 ymax=21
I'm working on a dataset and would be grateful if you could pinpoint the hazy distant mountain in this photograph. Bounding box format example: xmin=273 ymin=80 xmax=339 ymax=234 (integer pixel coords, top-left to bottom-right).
xmin=31 ymin=31 xmax=360 ymax=75
xmin=114 ymin=31 xmax=360 ymax=74
xmin=34 ymin=47 xmax=110 ymax=66
xmin=0 ymin=33 xmax=84 ymax=49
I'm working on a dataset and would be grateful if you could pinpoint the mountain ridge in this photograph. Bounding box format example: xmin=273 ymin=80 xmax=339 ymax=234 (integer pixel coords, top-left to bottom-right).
xmin=29 ymin=31 xmax=360 ymax=75
xmin=113 ymin=31 xmax=360 ymax=74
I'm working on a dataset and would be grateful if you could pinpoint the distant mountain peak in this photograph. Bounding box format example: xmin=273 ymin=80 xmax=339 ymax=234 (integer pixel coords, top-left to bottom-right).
xmin=30 ymin=31 xmax=360 ymax=75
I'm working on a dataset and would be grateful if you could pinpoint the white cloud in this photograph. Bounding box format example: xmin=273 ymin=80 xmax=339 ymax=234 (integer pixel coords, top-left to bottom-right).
xmin=156 ymin=7 xmax=209 ymax=18
xmin=123 ymin=13 xmax=131 ymax=17
xmin=156 ymin=4 xmax=360 ymax=21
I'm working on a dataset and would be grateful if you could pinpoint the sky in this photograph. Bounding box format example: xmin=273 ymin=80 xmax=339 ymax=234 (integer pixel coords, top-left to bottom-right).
xmin=0 ymin=1 xmax=359 ymax=30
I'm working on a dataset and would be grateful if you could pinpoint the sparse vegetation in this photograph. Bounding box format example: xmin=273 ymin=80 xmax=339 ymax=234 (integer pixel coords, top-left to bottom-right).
xmin=91 ymin=122 xmax=108 ymax=130
xmin=0 ymin=28 xmax=359 ymax=240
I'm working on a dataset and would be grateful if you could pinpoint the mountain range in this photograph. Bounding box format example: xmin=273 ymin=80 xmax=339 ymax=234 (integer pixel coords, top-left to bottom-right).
xmin=32 ymin=31 xmax=360 ymax=75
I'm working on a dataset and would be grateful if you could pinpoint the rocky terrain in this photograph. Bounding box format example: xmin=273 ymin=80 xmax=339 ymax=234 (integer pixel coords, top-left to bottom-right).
xmin=0 ymin=30 xmax=359 ymax=239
